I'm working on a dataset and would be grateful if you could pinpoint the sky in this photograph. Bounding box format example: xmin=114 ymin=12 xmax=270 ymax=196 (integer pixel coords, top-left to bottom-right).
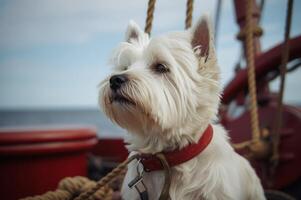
xmin=0 ymin=0 xmax=300 ymax=109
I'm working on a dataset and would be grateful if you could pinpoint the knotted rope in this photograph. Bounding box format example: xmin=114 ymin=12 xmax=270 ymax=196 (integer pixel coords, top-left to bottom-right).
xmin=236 ymin=25 xmax=263 ymax=41
xmin=232 ymin=0 xmax=264 ymax=153
xmin=231 ymin=0 xmax=271 ymax=162
xmin=232 ymin=0 xmax=294 ymax=164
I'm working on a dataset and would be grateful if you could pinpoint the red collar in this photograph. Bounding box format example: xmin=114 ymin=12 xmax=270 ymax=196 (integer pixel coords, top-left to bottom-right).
xmin=140 ymin=124 xmax=213 ymax=172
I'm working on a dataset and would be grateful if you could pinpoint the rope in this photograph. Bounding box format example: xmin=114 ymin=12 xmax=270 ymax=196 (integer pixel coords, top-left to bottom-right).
xmin=271 ymin=0 xmax=293 ymax=166
xmin=185 ymin=0 xmax=194 ymax=29
xmin=259 ymin=0 xmax=265 ymax=22
xmin=236 ymin=25 xmax=263 ymax=41
xmin=214 ymin=0 xmax=222 ymax=43
xmin=265 ymin=190 xmax=296 ymax=200
xmin=245 ymin=0 xmax=261 ymax=141
xmin=74 ymin=154 xmax=139 ymax=200
xmin=23 ymin=152 xmax=175 ymax=200
xmin=22 ymin=155 xmax=140 ymax=200
xmin=232 ymin=140 xmax=251 ymax=149
xmin=144 ymin=0 xmax=156 ymax=35
xmin=232 ymin=0 xmax=267 ymax=154
xmin=21 ymin=177 xmax=105 ymax=200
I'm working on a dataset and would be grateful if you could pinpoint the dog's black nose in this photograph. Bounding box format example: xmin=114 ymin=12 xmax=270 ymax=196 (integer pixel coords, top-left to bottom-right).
xmin=110 ymin=74 xmax=128 ymax=91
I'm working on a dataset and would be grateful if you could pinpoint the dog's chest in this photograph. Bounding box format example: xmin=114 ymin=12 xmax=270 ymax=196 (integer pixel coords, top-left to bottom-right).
xmin=121 ymin=161 xmax=208 ymax=200
xmin=122 ymin=165 xmax=165 ymax=199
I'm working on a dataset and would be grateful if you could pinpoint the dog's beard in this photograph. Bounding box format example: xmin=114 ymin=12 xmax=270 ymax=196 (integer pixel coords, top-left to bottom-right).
xmin=100 ymin=79 xmax=156 ymax=135
xmin=109 ymin=90 xmax=136 ymax=106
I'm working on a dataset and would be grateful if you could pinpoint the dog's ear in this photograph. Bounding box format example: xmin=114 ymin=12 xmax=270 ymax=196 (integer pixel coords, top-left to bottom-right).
xmin=191 ymin=15 xmax=214 ymax=62
xmin=125 ymin=20 xmax=144 ymax=43
xmin=191 ymin=16 xmax=219 ymax=80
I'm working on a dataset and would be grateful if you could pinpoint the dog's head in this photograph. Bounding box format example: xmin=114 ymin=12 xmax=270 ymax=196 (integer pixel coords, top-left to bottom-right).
xmin=99 ymin=16 xmax=221 ymax=139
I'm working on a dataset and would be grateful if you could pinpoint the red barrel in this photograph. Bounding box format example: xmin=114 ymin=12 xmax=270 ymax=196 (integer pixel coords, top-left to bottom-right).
xmin=0 ymin=126 xmax=97 ymax=200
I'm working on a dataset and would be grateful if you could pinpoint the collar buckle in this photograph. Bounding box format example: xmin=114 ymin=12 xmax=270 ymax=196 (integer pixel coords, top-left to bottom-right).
xmin=128 ymin=159 xmax=149 ymax=200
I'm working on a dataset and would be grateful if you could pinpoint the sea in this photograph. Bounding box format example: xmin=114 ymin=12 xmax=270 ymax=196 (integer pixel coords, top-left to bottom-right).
xmin=1 ymin=103 xmax=300 ymax=138
xmin=0 ymin=108 xmax=126 ymax=138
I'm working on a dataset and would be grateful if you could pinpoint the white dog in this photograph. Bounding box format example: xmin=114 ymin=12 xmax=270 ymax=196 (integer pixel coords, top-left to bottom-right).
xmin=99 ymin=16 xmax=265 ymax=200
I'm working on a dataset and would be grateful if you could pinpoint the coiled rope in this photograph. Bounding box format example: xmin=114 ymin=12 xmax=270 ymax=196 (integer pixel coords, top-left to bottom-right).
xmin=23 ymin=155 xmax=139 ymax=200
xmin=21 ymin=176 xmax=113 ymax=200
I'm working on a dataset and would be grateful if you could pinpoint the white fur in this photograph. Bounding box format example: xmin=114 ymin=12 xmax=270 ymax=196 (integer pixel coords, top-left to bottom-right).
xmin=99 ymin=17 xmax=265 ymax=200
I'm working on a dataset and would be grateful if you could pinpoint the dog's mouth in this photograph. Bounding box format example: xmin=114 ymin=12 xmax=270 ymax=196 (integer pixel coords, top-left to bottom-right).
xmin=110 ymin=93 xmax=135 ymax=105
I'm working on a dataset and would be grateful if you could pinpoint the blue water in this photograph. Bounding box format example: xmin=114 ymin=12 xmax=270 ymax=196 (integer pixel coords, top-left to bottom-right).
xmin=0 ymin=109 xmax=126 ymax=138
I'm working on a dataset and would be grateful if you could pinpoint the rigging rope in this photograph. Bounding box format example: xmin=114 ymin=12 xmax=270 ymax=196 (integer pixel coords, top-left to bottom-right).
xmin=272 ymin=0 xmax=294 ymax=166
xmin=259 ymin=0 xmax=265 ymax=21
xmin=245 ymin=0 xmax=261 ymax=141
xmin=145 ymin=0 xmax=156 ymax=35
xmin=185 ymin=0 xmax=194 ymax=29
xmin=214 ymin=0 xmax=222 ymax=43
xmin=145 ymin=0 xmax=194 ymax=33
xmin=232 ymin=0 xmax=267 ymax=155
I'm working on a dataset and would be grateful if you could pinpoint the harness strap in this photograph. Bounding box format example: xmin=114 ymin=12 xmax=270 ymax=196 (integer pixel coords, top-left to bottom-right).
xmin=156 ymin=153 xmax=171 ymax=200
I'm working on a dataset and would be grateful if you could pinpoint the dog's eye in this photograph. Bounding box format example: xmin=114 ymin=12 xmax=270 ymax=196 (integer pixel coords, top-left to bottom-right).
xmin=122 ymin=66 xmax=128 ymax=71
xmin=153 ymin=63 xmax=169 ymax=73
